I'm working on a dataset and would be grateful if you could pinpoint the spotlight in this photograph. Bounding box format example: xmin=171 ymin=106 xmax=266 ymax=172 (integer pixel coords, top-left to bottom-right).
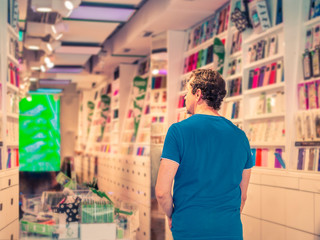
xmin=29 ymin=78 xmax=38 ymax=82
xmin=26 ymin=94 xmax=32 ymax=102
xmin=64 ymin=0 xmax=74 ymax=10
xmin=46 ymin=62 xmax=55 ymax=69
xmin=31 ymin=67 xmax=41 ymax=71
xmin=55 ymin=33 xmax=63 ymax=40
xmin=40 ymin=65 xmax=46 ymax=72
xmin=36 ymin=7 xmax=52 ymax=12
xmin=152 ymin=69 xmax=159 ymax=75
xmin=44 ymin=57 xmax=51 ymax=64
xmin=51 ymin=25 xmax=57 ymax=34
xmin=46 ymin=43 xmax=53 ymax=52
xmin=31 ymin=0 xmax=82 ymax=17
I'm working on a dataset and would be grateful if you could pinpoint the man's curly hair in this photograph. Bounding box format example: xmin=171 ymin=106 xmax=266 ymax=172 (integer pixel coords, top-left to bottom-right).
xmin=189 ymin=69 xmax=226 ymax=110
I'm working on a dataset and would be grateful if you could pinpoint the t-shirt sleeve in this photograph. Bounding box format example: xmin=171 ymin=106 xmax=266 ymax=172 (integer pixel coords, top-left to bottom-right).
xmin=243 ymin=132 xmax=255 ymax=169
xmin=161 ymin=124 xmax=181 ymax=164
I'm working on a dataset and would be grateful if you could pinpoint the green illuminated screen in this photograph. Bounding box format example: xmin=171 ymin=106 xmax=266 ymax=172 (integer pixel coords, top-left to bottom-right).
xmin=19 ymin=95 xmax=60 ymax=171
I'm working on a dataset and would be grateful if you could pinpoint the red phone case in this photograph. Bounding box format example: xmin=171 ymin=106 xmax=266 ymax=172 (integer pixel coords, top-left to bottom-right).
xmin=269 ymin=62 xmax=277 ymax=84
xmin=252 ymin=68 xmax=260 ymax=88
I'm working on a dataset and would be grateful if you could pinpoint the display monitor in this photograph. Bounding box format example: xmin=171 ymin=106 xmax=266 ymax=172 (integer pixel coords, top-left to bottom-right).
xmin=19 ymin=94 xmax=60 ymax=171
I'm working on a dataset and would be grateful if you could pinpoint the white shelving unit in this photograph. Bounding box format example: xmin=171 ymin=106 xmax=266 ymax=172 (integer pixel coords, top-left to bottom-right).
xmin=0 ymin=1 xmax=20 ymax=239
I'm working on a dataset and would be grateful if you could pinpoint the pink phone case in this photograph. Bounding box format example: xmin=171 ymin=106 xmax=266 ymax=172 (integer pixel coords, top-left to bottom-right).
xmin=252 ymin=68 xmax=260 ymax=88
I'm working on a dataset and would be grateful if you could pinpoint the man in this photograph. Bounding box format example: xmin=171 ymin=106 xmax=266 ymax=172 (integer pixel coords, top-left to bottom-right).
xmin=155 ymin=69 xmax=253 ymax=240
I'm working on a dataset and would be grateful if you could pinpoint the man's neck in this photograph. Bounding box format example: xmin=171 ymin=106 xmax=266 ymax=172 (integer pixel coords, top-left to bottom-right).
xmin=194 ymin=105 xmax=221 ymax=117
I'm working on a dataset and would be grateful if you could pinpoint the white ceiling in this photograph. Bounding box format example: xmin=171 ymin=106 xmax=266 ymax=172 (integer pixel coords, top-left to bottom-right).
xmin=60 ymin=20 xmax=119 ymax=43
xmin=53 ymin=53 xmax=92 ymax=65
xmin=108 ymin=0 xmax=228 ymax=55
xmin=22 ymin=0 xmax=230 ymax=89
xmin=83 ymin=0 xmax=143 ymax=5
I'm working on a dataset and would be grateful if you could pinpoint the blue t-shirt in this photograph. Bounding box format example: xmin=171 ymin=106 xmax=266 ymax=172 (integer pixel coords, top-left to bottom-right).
xmin=161 ymin=114 xmax=254 ymax=240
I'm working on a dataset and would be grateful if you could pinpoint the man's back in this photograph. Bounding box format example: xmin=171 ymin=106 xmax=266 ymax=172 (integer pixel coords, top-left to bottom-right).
xmin=161 ymin=114 xmax=253 ymax=240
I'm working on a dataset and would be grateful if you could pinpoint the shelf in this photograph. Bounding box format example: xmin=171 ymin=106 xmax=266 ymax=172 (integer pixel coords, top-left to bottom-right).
xmin=7 ymin=83 xmax=19 ymax=92
xmin=252 ymin=167 xmax=320 ymax=180
xmin=245 ymin=112 xmax=285 ymax=121
xmin=136 ymin=142 xmax=150 ymax=145
xmin=151 ymin=134 xmax=166 ymax=137
xmin=244 ymin=53 xmax=283 ymax=70
xmin=7 ymin=142 xmax=19 ymax=147
xmin=7 ymin=113 xmax=19 ymax=119
xmin=178 ymin=90 xmax=187 ymax=95
xmin=299 ymin=77 xmax=320 ymax=84
xmin=224 ymin=95 xmax=243 ymax=102
xmin=151 ymin=143 xmax=164 ymax=147
xmin=184 ymin=30 xmax=227 ymax=57
xmin=225 ymin=73 xmax=242 ymax=81
xmin=229 ymin=51 xmax=242 ymax=59
xmin=250 ymin=142 xmax=286 ymax=147
xmin=181 ymin=63 xmax=214 ymax=78
xmin=231 ymin=118 xmax=243 ymax=124
xmin=244 ymin=23 xmax=284 ymax=44
xmin=295 ymin=141 xmax=320 ymax=147
xmin=7 ymin=54 xmax=19 ymax=66
xmin=304 ymin=16 xmax=320 ymax=27
xmin=176 ymin=107 xmax=186 ymax=112
xmin=140 ymin=72 xmax=149 ymax=79
xmin=7 ymin=23 xmax=19 ymax=39
xmin=244 ymin=82 xmax=285 ymax=95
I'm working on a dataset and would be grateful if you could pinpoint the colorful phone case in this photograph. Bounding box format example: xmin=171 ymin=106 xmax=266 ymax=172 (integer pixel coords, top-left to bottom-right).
xmin=269 ymin=62 xmax=277 ymax=84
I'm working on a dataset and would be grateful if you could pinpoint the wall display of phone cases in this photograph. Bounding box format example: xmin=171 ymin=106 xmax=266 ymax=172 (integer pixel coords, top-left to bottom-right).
xmin=302 ymin=25 xmax=320 ymax=80
xmin=309 ymin=0 xmax=320 ymax=20
xmin=226 ymin=77 xmax=242 ymax=97
xmin=247 ymin=60 xmax=284 ymax=90
xmin=295 ymin=147 xmax=320 ymax=172
xmin=230 ymin=31 xmax=242 ymax=55
xmin=246 ymin=119 xmax=285 ymax=145
xmin=7 ymin=91 xmax=19 ymax=114
xmin=247 ymin=91 xmax=285 ymax=117
xmin=186 ymin=3 xmax=230 ymax=51
xmin=221 ymin=100 xmax=242 ymax=121
xmin=7 ymin=61 xmax=20 ymax=87
xmin=247 ymin=0 xmax=283 ymax=34
xmin=227 ymin=57 xmax=242 ymax=77
xmin=246 ymin=35 xmax=278 ymax=64
xmin=6 ymin=117 xmax=18 ymax=143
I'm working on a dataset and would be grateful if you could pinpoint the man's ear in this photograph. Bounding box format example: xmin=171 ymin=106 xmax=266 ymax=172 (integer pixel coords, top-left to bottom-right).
xmin=196 ymin=89 xmax=202 ymax=101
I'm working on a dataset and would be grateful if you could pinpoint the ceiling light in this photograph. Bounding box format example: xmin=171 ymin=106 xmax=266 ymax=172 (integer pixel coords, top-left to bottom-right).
xmin=29 ymin=78 xmax=38 ymax=82
xmin=69 ymin=4 xmax=135 ymax=22
xmin=23 ymin=77 xmax=28 ymax=81
xmin=44 ymin=57 xmax=51 ymax=64
xmin=51 ymin=25 xmax=57 ymax=34
xmin=31 ymin=67 xmax=41 ymax=71
xmin=55 ymin=33 xmax=63 ymax=40
xmin=64 ymin=0 xmax=74 ymax=10
xmin=20 ymin=84 xmax=25 ymax=90
xmin=152 ymin=69 xmax=159 ymax=75
xmin=46 ymin=62 xmax=55 ymax=69
xmin=26 ymin=94 xmax=32 ymax=102
xmin=28 ymin=45 xmax=40 ymax=50
xmin=40 ymin=65 xmax=46 ymax=72
xmin=36 ymin=7 xmax=52 ymax=12
xmin=46 ymin=43 xmax=53 ymax=52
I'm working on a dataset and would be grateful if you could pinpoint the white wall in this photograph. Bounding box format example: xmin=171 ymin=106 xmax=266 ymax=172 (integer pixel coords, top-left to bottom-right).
xmin=60 ymin=83 xmax=79 ymax=164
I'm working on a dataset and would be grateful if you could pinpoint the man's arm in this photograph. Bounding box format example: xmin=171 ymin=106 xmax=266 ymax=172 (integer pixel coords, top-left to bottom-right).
xmin=240 ymin=168 xmax=251 ymax=213
xmin=155 ymin=159 xmax=179 ymax=218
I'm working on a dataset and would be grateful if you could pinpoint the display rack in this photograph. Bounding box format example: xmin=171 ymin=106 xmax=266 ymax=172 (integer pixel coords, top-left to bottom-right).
xmin=0 ymin=0 xmax=20 ymax=239
xmin=292 ymin=0 xmax=320 ymax=174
